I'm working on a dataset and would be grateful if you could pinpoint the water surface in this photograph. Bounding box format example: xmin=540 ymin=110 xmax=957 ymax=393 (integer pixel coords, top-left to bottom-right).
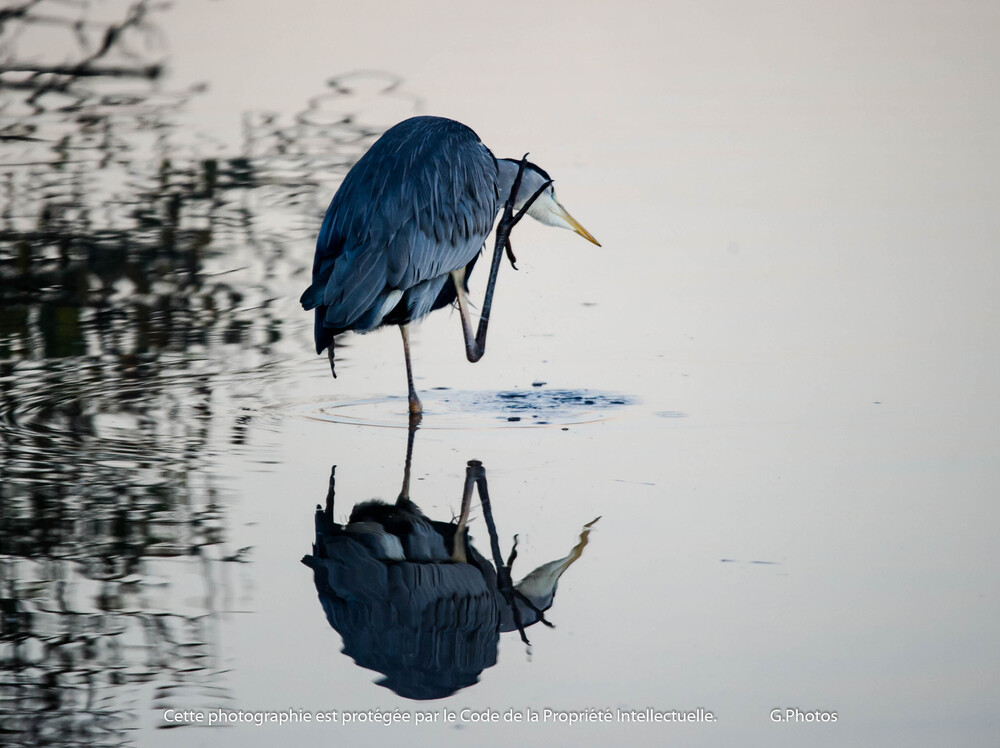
xmin=2 ymin=2 xmax=998 ymax=747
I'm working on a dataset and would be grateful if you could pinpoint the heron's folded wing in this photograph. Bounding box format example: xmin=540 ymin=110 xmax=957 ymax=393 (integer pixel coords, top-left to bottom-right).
xmin=304 ymin=117 xmax=501 ymax=329
xmin=387 ymin=153 xmax=500 ymax=290
xmin=320 ymin=246 xmax=389 ymax=330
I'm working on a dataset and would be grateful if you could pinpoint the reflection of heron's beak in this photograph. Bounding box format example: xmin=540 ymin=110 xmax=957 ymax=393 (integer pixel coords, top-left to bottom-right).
xmin=555 ymin=201 xmax=601 ymax=246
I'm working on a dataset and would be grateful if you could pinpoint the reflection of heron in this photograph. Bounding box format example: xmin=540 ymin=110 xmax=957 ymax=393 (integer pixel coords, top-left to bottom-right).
xmin=300 ymin=116 xmax=599 ymax=418
xmin=301 ymin=427 xmax=598 ymax=699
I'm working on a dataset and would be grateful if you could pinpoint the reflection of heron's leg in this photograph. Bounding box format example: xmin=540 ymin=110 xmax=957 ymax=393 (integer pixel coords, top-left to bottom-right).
xmin=399 ymin=324 xmax=422 ymax=418
xmin=469 ymin=459 xmax=530 ymax=644
xmin=450 ymin=465 xmax=476 ymax=563
xmin=398 ymin=418 xmax=417 ymax=501
xmin=324 ymin=465 xmax=337 ymax=523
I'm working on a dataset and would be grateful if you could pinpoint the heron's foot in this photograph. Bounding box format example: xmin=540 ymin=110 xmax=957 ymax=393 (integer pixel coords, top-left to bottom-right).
xmin=505 ymin=238 xmax=518 ymax=269
xmin=408 ymin=396 xmax=423 ymax=421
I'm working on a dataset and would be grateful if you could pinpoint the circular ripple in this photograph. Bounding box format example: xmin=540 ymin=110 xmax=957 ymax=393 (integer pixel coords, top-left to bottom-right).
xmin=290 ymin=388 xmax=636 ymax=429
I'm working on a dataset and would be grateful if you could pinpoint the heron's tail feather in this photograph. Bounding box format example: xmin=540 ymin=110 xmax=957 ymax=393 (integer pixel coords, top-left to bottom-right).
xmin=314 ymin=310 xmax=336 ymax=355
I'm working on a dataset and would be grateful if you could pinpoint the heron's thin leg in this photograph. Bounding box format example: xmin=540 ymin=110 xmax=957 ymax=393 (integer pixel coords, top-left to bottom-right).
xmin=455 ymin=156 xmax=552 ymax=364
xmin=450 ymin=268 xmax=479 ymax=361
xmin=399 ymin=324 xmax=422 ymax=419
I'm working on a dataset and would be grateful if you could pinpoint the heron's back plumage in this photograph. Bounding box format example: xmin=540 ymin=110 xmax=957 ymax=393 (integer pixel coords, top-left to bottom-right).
xmin=301 ymin=116 xmax=500 ymax=354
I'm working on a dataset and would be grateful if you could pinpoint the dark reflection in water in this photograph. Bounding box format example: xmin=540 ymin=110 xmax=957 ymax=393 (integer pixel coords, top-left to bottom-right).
xmin=0 ymin=2 xmax=418 ymax=745
xmin=303 ymin=428 xmax=597 ymax=700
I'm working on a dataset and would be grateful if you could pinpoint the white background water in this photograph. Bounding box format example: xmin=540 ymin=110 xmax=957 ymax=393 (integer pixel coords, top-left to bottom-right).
xmin=5 ymin=1 xmax=998 ymax=746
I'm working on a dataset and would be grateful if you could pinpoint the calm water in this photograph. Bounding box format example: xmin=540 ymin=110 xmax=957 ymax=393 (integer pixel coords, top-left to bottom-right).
xmin=2 ymin=1 xmax=999 ymax=747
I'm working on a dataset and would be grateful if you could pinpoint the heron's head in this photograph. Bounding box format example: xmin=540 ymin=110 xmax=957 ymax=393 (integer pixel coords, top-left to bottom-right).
xmin=498 ymin=158 xmax=600 ymax=246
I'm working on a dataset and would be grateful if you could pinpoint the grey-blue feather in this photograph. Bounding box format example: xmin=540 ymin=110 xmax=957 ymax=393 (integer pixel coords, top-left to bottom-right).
xmin=301 ymin=116 xmax=500 ymax=354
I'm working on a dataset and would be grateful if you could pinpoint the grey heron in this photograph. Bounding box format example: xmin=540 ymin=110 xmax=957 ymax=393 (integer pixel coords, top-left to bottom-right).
xmin=300 ymin=116 xmax=599 ymax=417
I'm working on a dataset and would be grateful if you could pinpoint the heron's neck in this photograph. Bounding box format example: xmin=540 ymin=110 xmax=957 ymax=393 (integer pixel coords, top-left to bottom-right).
xmin=496 ymin=158 xmax=521 ymax=206
xmin=496 ymin=158 xmax=551 ymax=214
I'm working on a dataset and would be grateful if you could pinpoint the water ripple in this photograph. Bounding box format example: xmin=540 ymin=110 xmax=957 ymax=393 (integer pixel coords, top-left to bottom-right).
xmin=289 ymin=388 xmax=636 ymax=429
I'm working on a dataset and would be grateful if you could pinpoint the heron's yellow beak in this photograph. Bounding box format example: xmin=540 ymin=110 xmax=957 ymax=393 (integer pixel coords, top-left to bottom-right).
xmin=555 ymin=201 xmax=601 ymax=247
